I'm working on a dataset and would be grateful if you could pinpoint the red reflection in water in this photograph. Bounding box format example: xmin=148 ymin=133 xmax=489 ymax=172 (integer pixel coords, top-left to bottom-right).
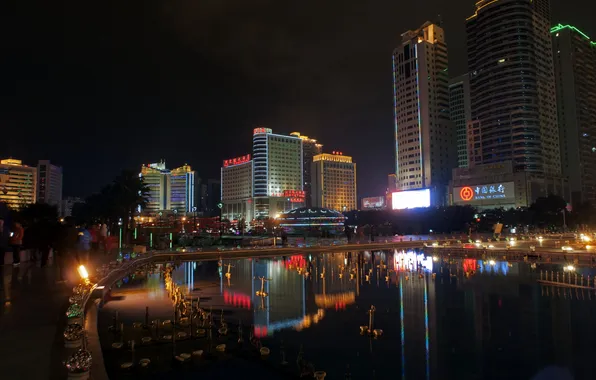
xmin=254 ymin=325 xmax=268 ymax=337
xmin=284 ymin=255 xmax=306 ymax=270
xmin=335 ymin=302 xmax=346 ymax=311
xmin=463 ymin=259 xmax=477 ymax=273
xmin=223 ymin=290 xmax=251 ymax=309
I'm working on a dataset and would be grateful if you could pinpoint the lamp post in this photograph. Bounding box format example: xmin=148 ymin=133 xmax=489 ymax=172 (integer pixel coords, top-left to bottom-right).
xmin=218 ymin=202 xmax=223 ymax=238
xmin=192 ymin=206 xmax=197 ymax=233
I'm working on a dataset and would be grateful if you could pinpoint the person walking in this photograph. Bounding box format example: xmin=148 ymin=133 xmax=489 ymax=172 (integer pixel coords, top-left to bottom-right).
xmin=99 ymin=223 xmax=108 ymax=253
xmin=10 ymin=222 xmax=24 ymax=266
xmin=77 ymin=225 xmax=91 ymax=265
xmin=89 ymin=224 xmax=99 ymax=252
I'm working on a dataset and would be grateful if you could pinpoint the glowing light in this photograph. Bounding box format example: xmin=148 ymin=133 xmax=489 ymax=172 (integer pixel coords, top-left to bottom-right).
xmin=488 ymin=260 xmax=496 ymax=266
xmin=581 ymin=235 xmax=591 ymax=242
xmin=561 ymin=246 xmax=573 ymax=251
xmin=564 ymin=265 xmax=575 ymax=272
xmin=391 ymin=189 xmax=431 ymax=210
xmin=77 ymin=265 xmax=89 ymax=280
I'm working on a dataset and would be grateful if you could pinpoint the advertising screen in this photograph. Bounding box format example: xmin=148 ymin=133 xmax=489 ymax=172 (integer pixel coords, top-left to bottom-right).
xmin=362 ymin=196 xmax=385 ymax=210
xmin=453 ymin=182 xmax=515 ymax=204
xmin=391 ymin=189 xmax=431 ymax=210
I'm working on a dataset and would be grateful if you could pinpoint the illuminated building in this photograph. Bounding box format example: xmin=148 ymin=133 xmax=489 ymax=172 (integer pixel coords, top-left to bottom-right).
xmin=448 ymin=74 xmax=471 ymax=168
xmin=252 ymin=128 xmax=304 ymax=219
xmin=392 ymin=22 xmax=455 ymax=205
xmin=139 ymin=161 xmax=196 ymax=215
xmin=277 ymin=207 xmax=346 ymax=234
xmin=466 ymin=0 xmax=561 ymax=177
xmin=221 ymin=155 xmax=253 ymax=222
xmin=36 ymin=160 xmax=62 ymax=208
xmin=290 ymin=132 xmax=323 ymax=208
xmin=0 ymin=158 xmax=37 ymax=209
xmin=552 ymin=24 xmax=596 ymax=205
xmin=311 ymin=152 xmax=357 ymax=212
xmin=449 ymin=161 xmax=567 ymax=210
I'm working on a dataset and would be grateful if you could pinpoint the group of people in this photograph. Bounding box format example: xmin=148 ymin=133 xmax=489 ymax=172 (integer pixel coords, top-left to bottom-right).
xmin=1 ymin=215 xmax=111 ymax=281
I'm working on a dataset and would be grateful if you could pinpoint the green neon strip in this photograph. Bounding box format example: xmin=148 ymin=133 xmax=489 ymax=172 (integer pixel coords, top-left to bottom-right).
xmin=551 ymin=24 xmax=595 ymax=46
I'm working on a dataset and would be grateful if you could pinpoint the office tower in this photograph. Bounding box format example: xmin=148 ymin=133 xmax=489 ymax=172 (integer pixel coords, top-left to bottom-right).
xmin=392 ymin=21 xmax=454 ymax=203
xmin=252 ymin=128 xmax=304 ymax=219
xmin=290 ymin=132 xmax=323 ymax=208
xmin=0 ymin=158 xmax=37 ymax=209
xmin=139 ymin=161 xmax=196 ymax=215
xmin=170 ymin=164 xmax=195 ymax=213
xmin=37 ymin=160 xmax=63 ymax=207
xmin=466 ymin=0 xmax=560 ymax=176
xmin=449 ymin=74 xmax=472 ymax=168
xmin=221 ymin=155 xmax=253 ymax=221
xmin=311 ymin=152 xmax=357 ymax=212
xmin=552 ymin=24 xmax=596 ymax=205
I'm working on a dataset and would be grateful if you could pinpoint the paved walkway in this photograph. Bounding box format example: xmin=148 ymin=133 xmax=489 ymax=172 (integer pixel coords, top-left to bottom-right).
xmin=0 ymin=251 xmax=115 ymax=380
xmin=0 ymin=260 xmax=73 ymax=380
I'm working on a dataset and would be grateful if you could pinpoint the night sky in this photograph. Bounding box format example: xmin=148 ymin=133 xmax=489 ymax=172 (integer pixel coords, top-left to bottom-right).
xmin=4 ymin=0 xmax=594 ymax=198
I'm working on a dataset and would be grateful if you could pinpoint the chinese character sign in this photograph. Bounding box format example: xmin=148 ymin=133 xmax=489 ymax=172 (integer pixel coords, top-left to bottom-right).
xmin=454 ymin=182 xmax=514 ymax=203
xmin=223 ymin=154 xmax=251 ymax=168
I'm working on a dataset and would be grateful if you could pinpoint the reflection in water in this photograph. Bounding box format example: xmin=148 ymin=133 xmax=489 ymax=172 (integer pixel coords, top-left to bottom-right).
xmin=100 ymin=250 xmax=596 ymax=379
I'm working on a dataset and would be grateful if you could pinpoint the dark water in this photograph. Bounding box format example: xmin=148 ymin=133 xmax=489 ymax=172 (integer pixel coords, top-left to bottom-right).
xmin=99 ymin=250 xmax=596 ymax=379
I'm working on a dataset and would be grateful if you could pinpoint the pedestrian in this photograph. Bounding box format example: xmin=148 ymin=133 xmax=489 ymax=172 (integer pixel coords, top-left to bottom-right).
xmin=52 ymin=221 xmax=78 ymax=282
xmin=99 ymin=223 xmax=108 ymax=253
xmin=77 ymin=224 xmax=91 ymax=265
xmin=89 ymin=224 xmax=99 ymax=252
xmin=10 ymin=222 xmax=24 ymax=266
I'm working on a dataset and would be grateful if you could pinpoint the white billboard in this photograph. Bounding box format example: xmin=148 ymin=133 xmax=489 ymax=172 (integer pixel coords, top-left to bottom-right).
xmin=391 ymin=189 xmax=431 ymax=210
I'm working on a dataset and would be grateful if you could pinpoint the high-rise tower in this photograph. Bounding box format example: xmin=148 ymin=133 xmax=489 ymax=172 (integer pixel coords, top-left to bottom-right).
xmin=552 ymin=24 xmax=596 ymax=204
xmin=392 ymin=22 xmax=454 ymax=204
xmin=466 ymin=0 xmax=560 ymax=176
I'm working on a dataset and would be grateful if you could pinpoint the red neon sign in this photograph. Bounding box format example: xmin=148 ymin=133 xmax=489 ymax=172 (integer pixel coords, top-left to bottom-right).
xmin=460 ymin=187 xmax=474 ymax=201
xmin=283 ymin=190 xmax=305 ymax=198
xmin=223 ymin=154 xmax=251 ymax=168
xmin=253 ymin=127 xmax=272 ymax=135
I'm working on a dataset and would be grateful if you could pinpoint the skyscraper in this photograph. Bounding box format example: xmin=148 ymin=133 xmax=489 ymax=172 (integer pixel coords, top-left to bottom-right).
xmin=449 ymin=74 xmax=472 ymax=168
xmin=37 ymin=160 xmax=63 ymax=208
xmin=170 ymin=164 xmax=195 ymax=213
xmin=252 ymin=128 xmax=304 ymax=219
xmin=139 ymin=161 xmax=196 ymax=215
xmin=0 ymin=159 xmax=37 ymax=209
xmin=392 ymin=22 xmax=454 ymax=203
xmin=290 ymin=132 xmax=323 ymax=208
xmin=552 ymin=24 xmax=596 ymax=205
xmin=311 ymin=152 xmax=357 ymax=212
xmin=221 ymin=155 xmax=253 ymax=222
xmin=466 ymin=0 xmax=560 ymax=176
xmin=140 ymin=161 xmax=169 ymax=213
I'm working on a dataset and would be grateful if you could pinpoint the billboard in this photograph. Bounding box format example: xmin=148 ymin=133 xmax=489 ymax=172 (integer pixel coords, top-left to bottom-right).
xmin=453 ymin=182 xmax=515 ymax=204
xmin=391 ymin=189 xmax=431 ymax=210
xmin=362 ymin=196 xmax=386 ymax=210
xmin=223 ymin=155 xmax=251 ymax=168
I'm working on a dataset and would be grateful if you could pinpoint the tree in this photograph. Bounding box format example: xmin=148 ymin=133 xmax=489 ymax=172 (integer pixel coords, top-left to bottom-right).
xmin=530 ymin=194 xmax=567 ymax=228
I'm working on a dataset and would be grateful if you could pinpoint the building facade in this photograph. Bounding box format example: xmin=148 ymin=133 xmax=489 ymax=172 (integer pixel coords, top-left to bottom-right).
xmin=552 ymin=24 xmax=596 ymax=205
xmin=449 ymin=74 xmax=472 ymax=168
xmin=311 ymin=152 xmax=357 ymax=212
xmin=393 ymin=22 xmax=454 ymax=204
xmin=37 ymin=160 xmax=63 ymax=208
xmin=290 ymin=132 xmax=323 ymax=208
xmin=252 ymin=128 xmax=304 ymax=219
xmin=0 ymin=159 xmax=37 ymax=209
xmin=466 ymin=0 xmax=560 ymax=176
xmin=139 ymin=161 xmax=196 ymax=215
xmin=449 ymin=161 xmax=568 ymax=210
xmin=170 ymin=164 xmax=195 ymax=213
xmin=221 ymin=155 xmax=253 ymax=222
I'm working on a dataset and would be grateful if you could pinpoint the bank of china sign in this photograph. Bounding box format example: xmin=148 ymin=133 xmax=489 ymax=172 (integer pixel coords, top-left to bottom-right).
xmin=454 ymin=182 xmax=514 ymax=203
